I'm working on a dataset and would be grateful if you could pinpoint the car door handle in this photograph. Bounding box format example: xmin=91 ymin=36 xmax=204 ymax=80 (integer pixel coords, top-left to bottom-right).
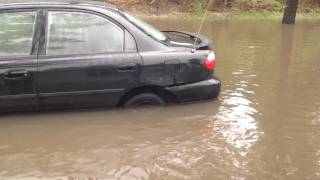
xmin=4 ymin=70 xmax=29 ymax=80
xmin=117 ymin=63 xmax=137 ymax=72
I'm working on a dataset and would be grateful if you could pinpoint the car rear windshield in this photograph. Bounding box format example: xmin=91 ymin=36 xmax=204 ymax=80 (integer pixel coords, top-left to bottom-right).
xmin=121 ymin=11 xmax=167 ymax=42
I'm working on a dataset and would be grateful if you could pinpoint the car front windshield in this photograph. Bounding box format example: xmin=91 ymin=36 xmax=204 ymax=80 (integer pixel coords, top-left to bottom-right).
xmin=122 ymin=11 xmax=167 ymax=42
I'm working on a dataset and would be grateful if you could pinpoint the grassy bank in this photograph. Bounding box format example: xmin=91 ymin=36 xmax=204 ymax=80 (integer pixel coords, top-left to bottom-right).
xmin=184 ymin=11 xmax=320 ymax=20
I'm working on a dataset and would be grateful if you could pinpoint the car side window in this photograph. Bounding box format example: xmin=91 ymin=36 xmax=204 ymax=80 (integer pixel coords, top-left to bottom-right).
xmin=47 ymin=11 xmax=124 ymax=55
xmin=0 ymin=11 xmax=36 ymax=56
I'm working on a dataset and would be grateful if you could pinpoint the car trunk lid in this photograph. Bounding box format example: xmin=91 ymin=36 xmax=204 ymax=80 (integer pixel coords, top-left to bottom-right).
xmin=161 ymin=31 xmax=212 ymax=50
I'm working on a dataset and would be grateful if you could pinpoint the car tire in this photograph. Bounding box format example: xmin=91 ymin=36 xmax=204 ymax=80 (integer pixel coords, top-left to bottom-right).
xmin=123 ymin=93 xmax=166 ymax=108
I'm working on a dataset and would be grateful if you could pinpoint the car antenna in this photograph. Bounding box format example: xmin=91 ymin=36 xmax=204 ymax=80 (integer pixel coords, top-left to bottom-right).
xmin=191 ymin=0 xmax=213 ymax=53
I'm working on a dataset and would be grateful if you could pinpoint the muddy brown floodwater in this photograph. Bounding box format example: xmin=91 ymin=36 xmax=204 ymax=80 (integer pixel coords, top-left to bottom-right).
xmin=0 ymin=19 xmax=320 ymax=180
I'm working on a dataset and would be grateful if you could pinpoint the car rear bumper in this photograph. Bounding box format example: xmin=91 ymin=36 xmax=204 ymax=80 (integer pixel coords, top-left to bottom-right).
xmin=165 ymin=76 xmax=221 ymax=103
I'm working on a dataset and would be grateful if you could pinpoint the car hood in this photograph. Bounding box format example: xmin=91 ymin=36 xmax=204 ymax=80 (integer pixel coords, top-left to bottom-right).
xmin=161 ymin=31 xmax=212 ymax=50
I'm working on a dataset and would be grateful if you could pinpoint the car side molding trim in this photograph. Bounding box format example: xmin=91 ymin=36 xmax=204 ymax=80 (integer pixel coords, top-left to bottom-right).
xmin=39 ymin=89 xmax=125 ymax=98
xmin=0 ymin=94 xmax=36 ymax=100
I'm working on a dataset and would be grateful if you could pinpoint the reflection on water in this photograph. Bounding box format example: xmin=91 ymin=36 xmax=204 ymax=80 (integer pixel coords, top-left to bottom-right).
xmin=0 ymin=19 xmax=320 ymax=180
xmin=215 ymin=83 xmax=259 ymax=152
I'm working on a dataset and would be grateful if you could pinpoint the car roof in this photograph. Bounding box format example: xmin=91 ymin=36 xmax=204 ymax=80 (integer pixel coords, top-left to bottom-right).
xmin=0 ymin=0 xmax=118 ymax=10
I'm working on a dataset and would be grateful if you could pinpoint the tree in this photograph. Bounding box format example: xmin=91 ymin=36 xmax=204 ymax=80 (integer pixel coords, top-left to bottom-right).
xmin=282 ymin=0 xmax=299 ymax=24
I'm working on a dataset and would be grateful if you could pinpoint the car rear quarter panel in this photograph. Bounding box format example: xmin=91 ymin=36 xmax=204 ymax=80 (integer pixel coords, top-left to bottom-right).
xmin=139 ymin=50 xmax=211 ymax=87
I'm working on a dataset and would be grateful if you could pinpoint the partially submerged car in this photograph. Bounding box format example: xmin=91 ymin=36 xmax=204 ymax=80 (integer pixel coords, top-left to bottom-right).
xmin=0 ymin=0 xmax=221 ymax=112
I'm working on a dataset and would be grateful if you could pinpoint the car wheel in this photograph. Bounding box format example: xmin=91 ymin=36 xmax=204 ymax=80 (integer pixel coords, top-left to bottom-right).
xmin=123 ymin=93 xmax=166 ymax=108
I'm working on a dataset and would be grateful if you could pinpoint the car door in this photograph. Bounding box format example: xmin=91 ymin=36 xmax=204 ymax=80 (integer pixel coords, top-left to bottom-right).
xmin=0 ymin=10 xmax=39 ymax=112
xmin=37 ymin=9 xmax=142 ymax=109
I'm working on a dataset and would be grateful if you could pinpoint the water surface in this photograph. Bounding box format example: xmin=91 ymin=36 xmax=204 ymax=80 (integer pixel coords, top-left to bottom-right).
xmin=0 ymin=19 xmax=320 ymax=180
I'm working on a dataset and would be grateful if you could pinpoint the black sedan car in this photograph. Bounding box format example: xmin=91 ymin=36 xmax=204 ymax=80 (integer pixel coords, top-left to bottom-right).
xmin=0 ymin=0 xmax=221 ymax=112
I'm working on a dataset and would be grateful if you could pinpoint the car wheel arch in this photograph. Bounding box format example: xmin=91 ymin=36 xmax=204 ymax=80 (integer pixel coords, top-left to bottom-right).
xmin=117 ymin=85 xmax=178 ymax=107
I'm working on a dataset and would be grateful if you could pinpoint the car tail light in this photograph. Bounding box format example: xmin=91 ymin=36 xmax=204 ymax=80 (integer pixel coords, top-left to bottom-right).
xmin=205 ymin=51 xmax=216 ymax=70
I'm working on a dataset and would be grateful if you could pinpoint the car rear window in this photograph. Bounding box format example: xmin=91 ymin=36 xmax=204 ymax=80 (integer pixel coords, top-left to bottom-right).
xmin=121 ymin=11 xmax=167 ymax=42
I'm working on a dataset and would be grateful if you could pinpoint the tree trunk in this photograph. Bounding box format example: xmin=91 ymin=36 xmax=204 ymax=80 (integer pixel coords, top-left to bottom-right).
xmin=282 ymin=0 xmax=299 ymax=24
